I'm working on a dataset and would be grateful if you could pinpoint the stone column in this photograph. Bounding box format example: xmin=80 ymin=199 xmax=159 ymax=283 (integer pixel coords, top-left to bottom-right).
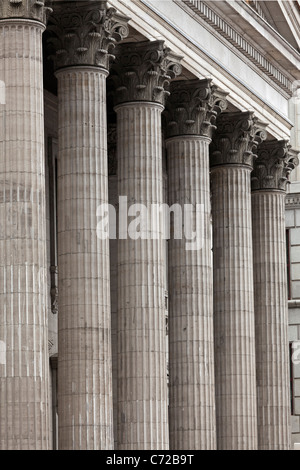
xmin=164 ymin=79 xmax=227 ymax=449
xmin=107 ymin=123 xmax=119 ymax=449
xmin=48 ymin=2 xmax=129 ymax=450
xmin=0 ymin=0 xmax=52 ymax=450
xmin=110 ymin=40 xmax=182 ymax=450
xmin=210 ymin=112 xmax=266 ymax=450
xmin=252 ymin=141 xmax=299 ymax=450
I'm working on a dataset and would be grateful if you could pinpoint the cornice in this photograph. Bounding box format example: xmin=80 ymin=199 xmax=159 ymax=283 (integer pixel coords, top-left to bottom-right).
xmin=286 ymin=192 xmax=300 ymax=208
xmin=242 ymin=0 xmax=267 ymax=22
xmin=108 ymin=0 xmax=294 ymax=139
xmin=242 ymin=0 xmax=300 ymax=52
xmin=276 ymin=1 xmax=300 ymax=50
xmin=180 ymin=0 xmax=297 ymax=96
xmin=288 ymin=300 xmax=300 ymax=309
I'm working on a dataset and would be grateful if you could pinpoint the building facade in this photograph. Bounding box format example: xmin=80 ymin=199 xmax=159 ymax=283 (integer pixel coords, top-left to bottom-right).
xmin=287 ymin=94 xmax=300 ymax=446
xmin=0 ymin=0 xmax=300 ymax=450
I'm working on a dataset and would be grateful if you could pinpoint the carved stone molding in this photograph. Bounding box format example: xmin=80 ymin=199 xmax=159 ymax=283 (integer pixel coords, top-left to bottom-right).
xmin=0 ymin=0 xmax=53 ymax=24
xmin=180 ymin=0 xmax=293 ymax=96
xmin=286 ymin=193 xmax=300 ymax=208
xmin=210 ymin=111 xmax=267 ymax=168
xmin=47 ymin=1 xmax=130 ymax=71
xmin=164 ymin=78 xmax=228 ymax=139
xmin=110 ymin=40 xmax=183 ymax=106
xmin=252 ymin=140 xmax=299 ymax=192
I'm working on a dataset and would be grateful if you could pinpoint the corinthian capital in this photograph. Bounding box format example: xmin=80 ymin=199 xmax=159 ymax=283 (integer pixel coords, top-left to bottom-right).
xmin=48 ymin=1 xmax=130 ymax=71
xmin=110 ymin=40 xmax=183 ymax=106
xmin=0 ymin=0 xmax=53 ymax=24
xmin=252 ymin=140 xmax=299 ymax=191
xmin=210 ymin=111 xmax=267 ymax=168
xmin=164 ymin=79 xmax=228 ymax=139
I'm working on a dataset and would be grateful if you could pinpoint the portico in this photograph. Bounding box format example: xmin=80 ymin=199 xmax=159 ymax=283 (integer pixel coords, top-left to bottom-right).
xmin=0 ymin=0 xmax=299 ymax=450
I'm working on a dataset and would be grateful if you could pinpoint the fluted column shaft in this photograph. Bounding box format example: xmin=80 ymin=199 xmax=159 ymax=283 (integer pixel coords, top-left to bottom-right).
xmin=251 ymin=140 xmax=299 ymax=450
xmin=252 ymin=191 xmax=290 ymax=449
xmin=111 ymin=39 xmax=182 ymax=450
xmin=116 ymin=102 xmax=168 ymax=450
xmin=56 ymin=67 xmax=113 ymax=450
xmin=0 ymin=19 xmax=50 ymax=449
xmin=210 ymin=111 xmax=266 ymax=449
xmin=167 ymin=136 xmax=216 ymax=449
xmin=163 ymin=78 xmax=227 ymax=450
xmin=211 ymin=165 xmax=257 ymax=449
xmin=49 ymin=2 xmax=129 ymax=450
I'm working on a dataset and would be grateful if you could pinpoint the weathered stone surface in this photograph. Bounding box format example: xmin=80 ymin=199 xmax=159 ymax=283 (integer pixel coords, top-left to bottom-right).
xmin=163 ymin=77 xmax=226 ymax=449
xmin=0 ymin=0 xmax=298 ymax=453
xmin=110 ymin=40 xmax=182 ymax=106
xmin=212 ymin=164 xmax=258 ymax=449
xmin=56 ymin=67 xmax=113 ymax=450
xmin=211 ymin=111 xmax=267 ymax=168
xmin=252 ymin=140 xmax=299 ymax=191
xmin=108 ymin=172 xmax=118 ymax=449
xmin=47 ymin=2 xmax=128 ymax=450
xmin=166 ymin=136 xmax=216 ymax=450
xmin=0 ymin=0 xmax=52 ymax=24
xmin=210 ymin=111 xmax=266 ymax=449
xmin=252 ymin=190 xmax=291 ymax=450
xmin=252 ymin=140 xmax=299 ymax=450
xmin=48 ymin=1 xmax=129 ymax=70
xmin=164 ymin=78 xmax=227 ymax=139
xmin=0 ymin=20 xmax=51 ymax=450
xmin=116 ymin=101 xmax=168 ymax=450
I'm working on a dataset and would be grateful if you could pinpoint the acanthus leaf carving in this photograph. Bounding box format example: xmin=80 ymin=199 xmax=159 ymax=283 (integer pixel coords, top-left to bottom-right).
xmin=109 ymin=40 xmax=183 ymax=106
xmin=47 ymin=1 xmax=130 ymax=71
xmin=252 ymin=140 xmax=300 ymax=191
xmin=210 ymin=111 xmax=267 ymax=168
xmin=163 ymin=78 xmax=228 ymax=139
